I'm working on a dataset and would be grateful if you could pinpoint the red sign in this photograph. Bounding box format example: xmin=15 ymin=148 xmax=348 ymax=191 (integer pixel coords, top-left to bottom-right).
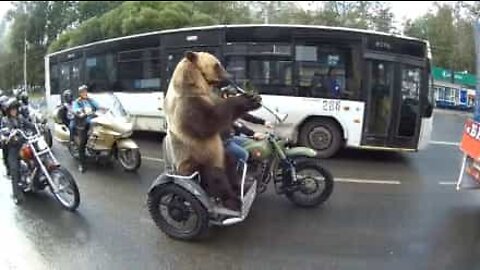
xmin=460 ymin=118 xmax=480 ymax=160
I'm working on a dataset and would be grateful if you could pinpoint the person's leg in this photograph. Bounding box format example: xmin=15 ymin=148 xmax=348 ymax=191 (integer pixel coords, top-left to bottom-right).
xmin=225 ymin=139 xmax=249 ymax=164
xmin=69 ymin=120 xmax=75 ymax=143
xmin=231 ymin=135 xmax=249 ymax=146
xmin=8 ymin=146 xmax=23 ymax=204
xmin=77 ymin=122 xmax=89 ymax=173
xmin=3 ymin=147 xmax=10 ymax=176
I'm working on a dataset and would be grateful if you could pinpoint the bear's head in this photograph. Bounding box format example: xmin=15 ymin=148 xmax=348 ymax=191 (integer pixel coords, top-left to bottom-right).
xmin=173 ymin=51 xmax=229 ymax=95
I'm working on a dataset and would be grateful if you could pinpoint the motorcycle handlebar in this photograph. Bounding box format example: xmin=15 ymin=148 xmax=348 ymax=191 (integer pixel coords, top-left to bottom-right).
xmin=221 ymin=81 xmax=288 ymax=123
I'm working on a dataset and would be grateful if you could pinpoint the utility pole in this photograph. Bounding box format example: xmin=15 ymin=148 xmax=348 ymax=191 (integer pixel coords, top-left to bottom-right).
xmin=23 ymin=30 xmax=27 ymax=94
xmin=23 ymin=3 xmax=27 ymax=95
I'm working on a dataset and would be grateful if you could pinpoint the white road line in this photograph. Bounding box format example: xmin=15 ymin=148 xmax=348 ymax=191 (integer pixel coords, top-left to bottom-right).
xmin=335 ymin=178 xmax=401 ymax=185
xmin=142 ymin=157 xmax=402 ymax=185
xmin=143 ymin=156 xmax=164 ymax=162
xmin=438 ymin=181 xmax=456 ymax=186
xmin=430 ymin=140 xmax=460 ymax=146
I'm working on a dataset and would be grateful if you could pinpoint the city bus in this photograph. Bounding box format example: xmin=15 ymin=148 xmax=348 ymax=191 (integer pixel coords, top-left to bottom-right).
xmin=45 ymin=24 xmax=434 ymax=158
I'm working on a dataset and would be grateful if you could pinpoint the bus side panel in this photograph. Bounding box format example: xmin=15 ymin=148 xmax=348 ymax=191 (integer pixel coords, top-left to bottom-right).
xmin=115 ymin=92 xmax=165 ymax=132
xmin=244 ymin=95 xmax=365 ymax=148
xmin=418 ymin=113 xmax=434 ymax=150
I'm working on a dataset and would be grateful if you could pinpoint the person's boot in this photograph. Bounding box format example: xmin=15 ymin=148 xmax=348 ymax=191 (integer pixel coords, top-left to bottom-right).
xmin=78 ymin=164 xmax=85 ymax=173
xmin=12 ymin=189 xmax=24 ymax=205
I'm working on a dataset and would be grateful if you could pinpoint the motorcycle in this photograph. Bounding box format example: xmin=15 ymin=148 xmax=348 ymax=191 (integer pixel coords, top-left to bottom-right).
xmin=52 ymin=93 xmax=142 ymax=172
xmin=147 ymin=96 xmax=334 ymax=240
xmin=2 ymin=121 xmax=80 ymax=211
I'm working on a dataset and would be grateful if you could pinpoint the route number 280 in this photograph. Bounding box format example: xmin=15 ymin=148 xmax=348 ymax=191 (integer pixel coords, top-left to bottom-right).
xmin=322 ymin=100 xmax=341 ymax=112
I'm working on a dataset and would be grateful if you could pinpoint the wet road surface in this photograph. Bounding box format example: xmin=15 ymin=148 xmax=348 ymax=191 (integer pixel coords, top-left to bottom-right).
xmin=0 ymin=109 xmax=478 ymax=270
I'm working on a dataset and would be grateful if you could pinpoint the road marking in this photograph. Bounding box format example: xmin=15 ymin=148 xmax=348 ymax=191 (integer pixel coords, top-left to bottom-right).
xmin=430 ymin=140 xmax=460 ymax=146
xmin=439 ymin=181 xmax=456 ymax=186
xmin=143 ymin=156 xmax=164 ymax=162
xmin=143 ymin=157 xmax=402 ymax=185
xmin=335 ymin=178 xmax=401 ymax=185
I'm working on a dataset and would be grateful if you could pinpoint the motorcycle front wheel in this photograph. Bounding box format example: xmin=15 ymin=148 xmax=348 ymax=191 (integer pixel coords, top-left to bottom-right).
xmin=117 ymin=148 xmax=141 ymax=172
xmin=49 ymin=167 xmax=80 ymax=211
xmin=285 ymin=157 xmax=334 ymax=208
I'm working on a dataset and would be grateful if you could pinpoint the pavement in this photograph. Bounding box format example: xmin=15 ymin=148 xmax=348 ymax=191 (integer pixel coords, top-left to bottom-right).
xmin=0 ymin=109 xmax=478 ymax=270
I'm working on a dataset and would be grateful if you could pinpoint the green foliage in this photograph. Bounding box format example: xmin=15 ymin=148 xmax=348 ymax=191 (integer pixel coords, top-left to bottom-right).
xmin=404 ymin=2 xmax=475 ymax=73
xmin=48 ymin=1 xmax=220 ymax=52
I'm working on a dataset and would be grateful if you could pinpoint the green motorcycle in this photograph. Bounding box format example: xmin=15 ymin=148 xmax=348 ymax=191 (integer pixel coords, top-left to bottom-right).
xmin=241 ymin=130 xmax=334 ymax=207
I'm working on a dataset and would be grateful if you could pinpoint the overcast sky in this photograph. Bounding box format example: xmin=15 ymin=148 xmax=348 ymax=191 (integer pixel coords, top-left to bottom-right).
xmin=0 ymin=1 xmax=11 ymax=20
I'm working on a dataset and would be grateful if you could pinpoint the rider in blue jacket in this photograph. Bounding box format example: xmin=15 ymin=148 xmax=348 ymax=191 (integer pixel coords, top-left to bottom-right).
xmin=72 ymin=85 xmax=101 ymax=173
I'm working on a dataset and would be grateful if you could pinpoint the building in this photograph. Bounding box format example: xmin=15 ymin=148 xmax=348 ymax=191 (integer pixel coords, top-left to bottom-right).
xmin=433 ymin=66 xmax=476 ymax=111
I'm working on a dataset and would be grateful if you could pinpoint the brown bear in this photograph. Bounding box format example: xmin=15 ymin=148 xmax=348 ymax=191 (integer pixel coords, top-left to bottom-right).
xmin=163 ymin=51 xmax=262 ymax=211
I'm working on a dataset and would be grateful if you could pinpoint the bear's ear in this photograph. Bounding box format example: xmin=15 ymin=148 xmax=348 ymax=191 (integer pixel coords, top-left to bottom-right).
xmin=185 ymin=51 xmax=197 ymax=63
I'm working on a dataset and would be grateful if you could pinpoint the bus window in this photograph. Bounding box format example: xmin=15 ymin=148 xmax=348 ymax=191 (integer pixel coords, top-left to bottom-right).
xmin=59 ymin=63 xmax=71 ymax=94
xmin=225 ymin=56 xmax=247 ymax=83
xmin=50 ymin=64 xmax=60 ymax=95
xmin=117 ymin=48 xmax=161 ymax=91
xmin=247 ymin=59 xmax=293 ymax=95
xmin=295 ymin=45 xmax=355 ymax=99
xmin=85 ymin=54 xmax=114 ymax=92
xmin=398 ymin=66 xmax=421 ymax=137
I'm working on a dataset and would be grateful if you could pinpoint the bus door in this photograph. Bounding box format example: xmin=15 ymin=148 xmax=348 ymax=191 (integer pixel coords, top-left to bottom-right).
xmin=58 ymin=59 xmax=82 ymax=97
xmin=363 ymin=56 xmax=423 ymax=150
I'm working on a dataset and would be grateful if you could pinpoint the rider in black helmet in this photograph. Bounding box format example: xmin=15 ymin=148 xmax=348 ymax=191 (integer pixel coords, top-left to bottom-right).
xmin=1 ymin=98 xmax=35 ymax=205
xmin=17 ymin=91 xmax=30 ymax=119
xmin=60 ymin=89 xmax=75 ymax=141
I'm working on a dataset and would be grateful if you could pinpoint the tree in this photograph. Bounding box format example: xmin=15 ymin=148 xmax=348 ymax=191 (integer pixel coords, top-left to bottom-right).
xmin=371 ymin=2 xmax=395 ymax=33
xmin=403 ymin=2 xmax=475 ymax=73
xmin=49 ymin=1 xmax=219 ymax=52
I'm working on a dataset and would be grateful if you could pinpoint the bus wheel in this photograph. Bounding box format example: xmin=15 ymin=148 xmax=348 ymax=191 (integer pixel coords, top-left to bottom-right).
xmin=299 ymin=119 xmax=342 ymax=158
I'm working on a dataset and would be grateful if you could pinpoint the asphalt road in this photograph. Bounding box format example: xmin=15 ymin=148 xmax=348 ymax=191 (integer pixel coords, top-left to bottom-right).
xmin=0 ymin=109 xmax=478 ymax=270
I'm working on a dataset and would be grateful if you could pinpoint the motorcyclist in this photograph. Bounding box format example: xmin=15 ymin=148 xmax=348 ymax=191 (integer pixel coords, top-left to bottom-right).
xmin=0 ymin=93 xmax=10 ymax=176
xmin=1 ymin=98 xmax=35 ymax=205
xmin=58 ymin=89 xmax=75 ymax=141
xmin=219 ymin=88 xmax=273 ymax=166
xmin=72 ymin=84 xmax=102 ymax=173
xmin=17 ymin=91 xmax=30 ymax=119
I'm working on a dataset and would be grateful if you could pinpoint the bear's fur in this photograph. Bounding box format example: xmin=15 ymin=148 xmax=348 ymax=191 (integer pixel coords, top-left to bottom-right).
xmin=163 ymin=51 xmax=261 ymax=211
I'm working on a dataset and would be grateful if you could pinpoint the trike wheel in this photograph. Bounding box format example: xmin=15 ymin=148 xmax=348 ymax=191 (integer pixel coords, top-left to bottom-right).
xmin=147 ymin=184 xmax=209 ymax=241
xmin=286 ymin=158 xmax=334 ymax=208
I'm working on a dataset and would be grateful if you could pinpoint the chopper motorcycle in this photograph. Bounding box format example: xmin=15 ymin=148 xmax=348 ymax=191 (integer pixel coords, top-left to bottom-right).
xmin=2 ymin=120 xmax=80 ymax=211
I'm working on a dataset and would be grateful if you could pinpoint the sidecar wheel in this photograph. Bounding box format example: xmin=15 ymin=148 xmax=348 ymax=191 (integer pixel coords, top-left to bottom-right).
xmin=147 ymin=184 xmax=209 ymax=241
